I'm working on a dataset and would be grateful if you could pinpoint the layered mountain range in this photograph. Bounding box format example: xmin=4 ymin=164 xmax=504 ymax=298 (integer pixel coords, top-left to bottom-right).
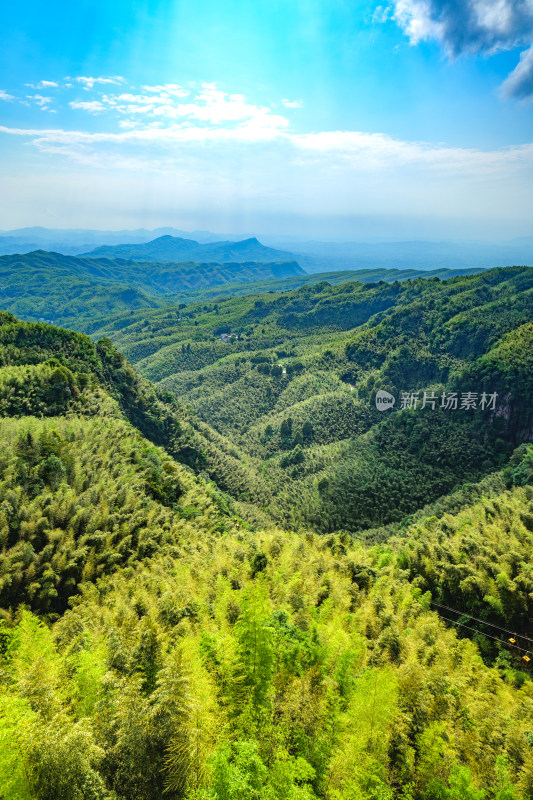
xmin=0 ymin=236 xmax=532 ymax=799
xmin=81 ymin=234 xmax=294 ymax=264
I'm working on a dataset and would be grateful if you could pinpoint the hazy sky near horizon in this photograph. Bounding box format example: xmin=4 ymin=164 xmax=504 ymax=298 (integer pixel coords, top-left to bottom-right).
xmin=1 ymin=0 xmax=533 ymax=241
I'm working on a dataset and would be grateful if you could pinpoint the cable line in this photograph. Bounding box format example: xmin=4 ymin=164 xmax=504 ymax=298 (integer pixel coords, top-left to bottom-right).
xmin=436 ymin=612 xmax=532 ymax=657
xmin=430 ymin=599 xmax=530 ymax=641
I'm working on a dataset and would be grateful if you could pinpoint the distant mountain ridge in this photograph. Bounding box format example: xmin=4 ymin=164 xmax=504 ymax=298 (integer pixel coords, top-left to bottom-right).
xmin=1 ymin=227 xmax=532 ymax=273
xmin=81 ymin=234 xmax=294 ymax=264
xmin=0 ymin=226 xmax=238 ymax=256
xmin=0 ymin=249 xmax=305 ymax=330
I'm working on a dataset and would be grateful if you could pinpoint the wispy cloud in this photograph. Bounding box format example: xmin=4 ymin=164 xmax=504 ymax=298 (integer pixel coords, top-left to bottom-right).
xmin=372 ymin=4 xmax=391 ymax=24
xmin=1 ymin=117 xmax=532 ymax=181
xmin=390 ymin=0 xmax=533 ymax=99
xmin=141 ymin=84 xmax=190 ymax=97
xmin=0 ymin=90 xmax=14 ymax=101
xmin=1 ymin=77 xmax=532 ymax=237
xmin=72 ymin=75 xmax=125 ymax=90
xmin=26 ymin=94 xmax=54 ymax=110
xmin=25 ymin=80 xmax=58 ymax=89
xmin=501 ymin=44 xmax=533 ymax=99
xmin=294 ymin=130 xmax=533 ymax=178
xmin=69 ymin=100 xmax=107 ymax=113
xmin=1 ymin=79 xmax=532 ymax=237
xmin=67 ymin=82 xmax=290 ymax=132
xmin=3 ymin=78 xmax=533 ymax=176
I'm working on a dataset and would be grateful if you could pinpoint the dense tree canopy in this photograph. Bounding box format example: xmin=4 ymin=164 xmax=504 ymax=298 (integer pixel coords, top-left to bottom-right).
xmin=0 ymin=265 xmax=532 ymax=799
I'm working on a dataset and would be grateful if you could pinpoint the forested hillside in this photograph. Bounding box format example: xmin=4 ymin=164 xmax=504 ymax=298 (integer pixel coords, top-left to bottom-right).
xmin=92 ymin=266 xmax=533 ymax=533
xmin=0 ymin=250 xmax=487 ymax=333
xmin=0 ymin=251 xmax=304 ymax=330
xmin=1 ymin=390 xmax=532 ymax=798
xmin=119 ymin=265 xmax=486 ymax=307
xmin=0 ymin=270 xmax=532 ymax=799
xmin=0 ymin=312 xmax=271 ymax=508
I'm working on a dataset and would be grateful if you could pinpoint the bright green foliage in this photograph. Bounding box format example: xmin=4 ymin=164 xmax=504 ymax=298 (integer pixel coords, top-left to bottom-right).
xmin=0 ymin=273 xmax=531 ymax=799
xmin=0 ymin=413 xmax=234 ymax=614
xmin=231 ymin=581 xmax=274 ymax=714
xmin=0 ymin=693 xmax=37 ymax=800
xmin=390 ymin=481 xmax=533 ymax=644
xmin=3 ymin=518 xmax=533 ymax=798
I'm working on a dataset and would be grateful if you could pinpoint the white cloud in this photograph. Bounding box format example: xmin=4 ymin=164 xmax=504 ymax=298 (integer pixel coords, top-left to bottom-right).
xmin=281 ymin=98 xmax=303 ymax=108
xmin=72 ymin=75 xmax=125 ymax=89
xmin=2 ymin=78 xmax=532 ymax=238
xmin=27 ymin=95 xmax=53 ymax=110
xmin=393 ymin=0 xmax=444 ymax=44
xmin=390 ymin=0 xmax=533 ymax=98
xmin=372 ymin=4 xmax=392 ymax=24
xmin=66 ymin=82 xmax=290 ymax=133
xmin=26 ymin=80 xmax=59 ymax=89
xmin=292 ymin=130 xmax=533 ymax=179
xmin=5 ymin=79 xmax=533 ymax=176
xmin=69 ymin=100 xmax=107 ymax=113
xmin=501 ymin=44 xmax=533 ymax=99
xmin=473 ymin=0 xmax=516 ymax=38
xmin=141 ymin=84 xmax=190 ymax=97
xmin=1 ymin=125 xmax=532 ymax=239
xmin=0 ymin=90 xmax=13 ymax=101
xmin=1 ymin=118 xmax=532 ymax=181
xmin=392 ymin=0 xmax=533 ymax=53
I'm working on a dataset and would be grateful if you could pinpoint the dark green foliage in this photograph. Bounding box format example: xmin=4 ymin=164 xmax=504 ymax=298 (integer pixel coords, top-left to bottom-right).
xmin=250 ymin=552 xmax=268 ymax=577
xmin=85 ymin=265 xmax=533 ymax=533
xmin=506 ymin=444 xmax=533 ymax=487
xmin=311 ymin=408 xmax=512 ymax=532
xmin=0 ymin=314 xmax=264 ymax=505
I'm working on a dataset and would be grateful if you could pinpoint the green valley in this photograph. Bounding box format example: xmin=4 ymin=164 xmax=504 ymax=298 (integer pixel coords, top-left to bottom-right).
xmin=90 ymin=265 xmax=533 ymax=533
xmin=0 ymin=263 xmax=531 ymax=800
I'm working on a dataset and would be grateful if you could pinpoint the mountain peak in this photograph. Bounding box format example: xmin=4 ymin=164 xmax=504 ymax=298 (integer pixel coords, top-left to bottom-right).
xmin=152 ymin=235 xmax=199 ymax=245
xmin=80 ymin=234 xmax=295 ymax=264
xmin=229 ymin=237 xmax=261 ymax=248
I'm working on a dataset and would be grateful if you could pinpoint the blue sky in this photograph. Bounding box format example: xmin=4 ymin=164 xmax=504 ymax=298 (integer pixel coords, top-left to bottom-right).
xmin=1 ymin=0 xmax=533 ymax=240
